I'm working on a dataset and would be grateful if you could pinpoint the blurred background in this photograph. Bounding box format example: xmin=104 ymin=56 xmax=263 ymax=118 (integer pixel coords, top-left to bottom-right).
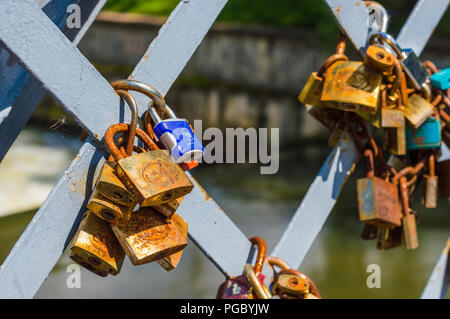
xmin=0 ymin=0 xmax=449 ymax=298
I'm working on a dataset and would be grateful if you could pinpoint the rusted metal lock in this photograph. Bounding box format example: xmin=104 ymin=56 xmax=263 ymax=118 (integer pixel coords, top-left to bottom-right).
xmin=105 ymin=124 xmax=194 ymax=207
xmin=305 ymin=105 xmax=343 ymax=132
xmin=157 ymin=212 xmax=188 ymax=271
xmin=401 ymin=94 xmax=434 ymax=129
xmin=399 ymin=177 xmax=419 ymax=250
xmin=356 ymin=150 xmax=402 ymax=227
xmin=383 ymin=120 xmax=406 ymax=156
xmin=95 ymin=161 xmax=137 ymax=208
xmin=273 ymin=270 xmax=310 ymax=299
xmin=69 ymin=211 xmax=125 ymax=277
xmin=376 ymin=225 xmax=402 ymax=250
xmin=436 ymin=159 xmax=450 ymax=198
xmin=298 ymin=72 xmax=324 ymax=107
xmin=422 ymin=155 xmax=438 ymax=208
xmin=364 ymin=45 xmax=395 ymax=74
xmin=87 ymin=188 xmax=133 ymax=227
xmin=216 ymin=237 xmax=268 ymax=299
xmin=112 ymin=207 xmax=187 ymax=265
xmin=321 ymin=61 xmax=382 ymax=114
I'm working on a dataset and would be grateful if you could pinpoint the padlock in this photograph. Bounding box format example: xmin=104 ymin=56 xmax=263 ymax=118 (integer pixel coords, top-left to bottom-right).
xmin=380 ymin=89 xmax=405 ymax=128
xmin=298 ymin=72 xmax=324 ymax=107
xmin=356 ymin=149 xmax=402 ymax=227
xmin=436 ymin=159 xmax=450 ymax=198
xmin=361 ymin=223 xmax=378 ymax=240
xmin=399 ymin=177 xmax=419 ymax=250
xmin=87 ymin=189 xmax=133 ymax=227
xmin=69 ymin=211 xmax=125 ymax=277
xmin=430 ymin=68 xmax=450 ymax=90
xmin=376 ymin=225 xmax=402 ymax=250
xmin=383 ymin=121 xmax=406 ymax=156
xmin=157 ymin=212 xmax=188 ymax=271
xmin=112 ymin=207 xmax=188 ymax=265
xmin=321 ymin=61 xmax=382 ymax=114
xmin=272 ymin=270 xmax=310 ymax=298
xmin=401 ymin=48 xmax=430 ymax=90
xmin=105 ymin=123 xmax=194 ymax=206
xmin=153 ymin=197 xmax=182 ymax=219
xmin=216 ymin=237 xmax=268 ymax=299
xmin=406 ymin=116 xmax=441 ymax=150
xmin=364 ymin=45 xmax=395 ymax=74
xmin=305 ymin=105 xmax=343 ymax=132
xmin=401 ymin=94 xmax=434 ymax=129
xmin=95 ymin=161 xmax=137 ymax=208
xmin=149 ymin=105 xmax=205 ymax=164
xmin=421 ymin=155 xmax=438 ymax=208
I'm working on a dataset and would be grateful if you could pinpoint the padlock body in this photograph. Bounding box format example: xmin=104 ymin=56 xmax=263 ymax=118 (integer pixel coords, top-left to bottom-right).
xmin=430 ymin=68 xmax=450 ymax=90
xmin=381 ymin=108 xmax=404 ymax=128
xmin=95 ymin=161 xmax=136 ymax=208
xmin=87 ymin=189 xmax=132 ymax=227
xmin=402 ymin=214 xmax=418 ymax=250
xmin=401 ymin=49 xmax=429 ymax=89
xmin=321 ymin=61 xmax=382 ymax=114
xmin=153 ymin=197 xmax=182 ymax=219
xmin=298 ymin=72 xmax=324 ymax=107
xmin=356 ymin=177 xmax=402 ymax=227
xmin=383 ymin=124 xmax=406 ymax=156
xmin=422 ymin=175 xmax=438 ymax=208
xmin=364 ymin=45 xmax=395 ymax=74
xmin=273 ymin=274 xmax=310 ymax=297
xmin=112 ymin=207 xmax=187 ymax=265
xmin=437 ymin=160 xmax=450 ymax=198
xmin=406 ymin=117 xmax=441 ymax=149
xmin=402 ymin=94 xmax=434 ymax=129
xmin=157 ymin=213 xmax=188 ymax=271
xmin=70 ymin=211 xmax=125 ymax=277
xmin=115 ymin=150 xmax=194 ymax=206
xmin=216 ymin=273 xmax=266 ymax=299
xmin=153 ymin=119 xmax=205 ymax=163
xmin=305 ymin=105 xmax=343 ymax=131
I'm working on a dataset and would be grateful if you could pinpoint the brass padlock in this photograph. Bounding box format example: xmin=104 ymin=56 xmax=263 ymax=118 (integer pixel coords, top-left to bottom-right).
xmin=376 ymin=225 xmax=402 ymax=250
xmin=399 ymin=177 xmax=419 ymax=250
xmin=422 ymin=155 xmax=438 ymax=208
xmin=112 ymin=207 xmax=188 ymax=265
xmin=157 ymin=212 xmax=188 ymax=271
xmin=401 ymin=94 xmax=434 ymax=129
xmin=436 ymin=159 xmax=450 ymax=198
xmin=321 ymin=61 xmax=382 ymax=114
xmin=105 ymin=123 xmax=194 ymax=206
xmin=69 ymin=211 xmax=125 ymax=277
xmin=298 ymin=72 xmax=324 ymax=107
xmin=383 ymin=120 xmax=406 ymax=156
xmin=380 ymin=89 xmax=405 ymax=128
xmin=364 ymin=45 xmax=395 ymax=74
xmin=356 ymin=149 xmax=402 ymax=227
xmin=87 ymin=188 xmax=133 ymax=227
xmin=273 ymin=270 xmax=310 ymax=298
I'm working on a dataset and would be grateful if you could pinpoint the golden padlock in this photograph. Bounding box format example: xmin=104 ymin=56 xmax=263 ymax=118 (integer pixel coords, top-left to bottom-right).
xmin=87 ymin=188 xmax=133 ymax=227
xmin=105 ymin=124 xmax=194 ymax=207
xmin=383 ymin=121 xmax=407 ymax=156
xmin=112 ymin=207 xmax=188 ymax=265
xmin=364 ymin=45 xmax=395 ymax=74
xmin=321 ymin=61 xmax=382 ymax=114
xmin=157 ymin=213 xmax=188 ymax=271
xmin=401 ymin=94 xmax=434 ymax=129
xmin=69 ymin=211 xmax=125 ymax=277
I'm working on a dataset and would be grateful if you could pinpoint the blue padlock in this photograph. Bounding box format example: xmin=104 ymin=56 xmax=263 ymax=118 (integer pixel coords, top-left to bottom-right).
xmin=149 ymin=105 xmax=205 ymax=163
xmin=406 ymin=116 xmax=441 ymax=150
xmin=430 ymin=68 xmax=450 ymax=90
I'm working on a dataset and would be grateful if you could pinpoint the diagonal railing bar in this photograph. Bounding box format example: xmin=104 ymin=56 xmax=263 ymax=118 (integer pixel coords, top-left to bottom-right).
xmin=270 ymin=0 xmax=448 ymax=270
xmin=397 ymin=0 xmax=450 ymax=56
xmin=0 ymin=0 xmax=257 ymax=299
xmin=421 ymin=238 xmax=450 ymax=299
xmin=0 ymin=0 xmax=106 ymax=163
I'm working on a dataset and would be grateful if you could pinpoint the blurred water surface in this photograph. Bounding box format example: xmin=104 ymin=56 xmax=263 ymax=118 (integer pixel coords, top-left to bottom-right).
xmin=0 ymin=128 xmax=448 ymax=298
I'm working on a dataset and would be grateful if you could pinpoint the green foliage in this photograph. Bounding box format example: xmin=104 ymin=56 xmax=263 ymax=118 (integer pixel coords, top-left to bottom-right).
xmin=103 ymin=0 xmax=450 ymax=36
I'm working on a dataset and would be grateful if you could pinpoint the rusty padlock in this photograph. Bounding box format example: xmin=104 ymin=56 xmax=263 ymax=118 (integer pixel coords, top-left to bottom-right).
xmin=401 ymin=94 xmax=434 ymax=129
xmin=105 ymin=123 xmax=193 ymax=207
xmin=69 ymin=211 xmax=125 ymax=277
xmin=399 ymin=176 xmax=419 ymax=250
xmin=112 ymin=206 xmax=187 ymax=265
xmin=87 ymin=188 xmax=133 ymax=227
xmin=364 ymin=45 xmax=395 ymax=74
xmin=216 ymin=237 xmax=270 ymax=299
xmin=157 ymin=212 xmax=188 ymax=271
xmin=422 ymin=154 xmax=438 ymax=208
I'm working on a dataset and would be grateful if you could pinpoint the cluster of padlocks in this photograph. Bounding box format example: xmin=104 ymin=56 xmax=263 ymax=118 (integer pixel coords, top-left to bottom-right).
xmin=299 ymin=30 xmax=450 ymax=251
xmin=69 ymin=80 xmax=205 ymax=277
xmin=216 ymin=237 xmax=321 ymax=299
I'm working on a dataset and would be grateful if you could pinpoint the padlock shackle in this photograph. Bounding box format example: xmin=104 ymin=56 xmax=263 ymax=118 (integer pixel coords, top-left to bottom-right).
xmin=148 ymin=103 xmax=178 ymax=124
xmin=364 ymin=1 xmax=389 ymax=33
xmin=265 ymin=256 xmax=290 ymax=271
xmin=105 ymin=123 xmax=159 ymax=161
xmin=115 ymin=89 xmax=138 ymax=157
xmin=249 ymin=236 xmax=266 ymax=273
xmin=317 ymin=54 xmax=348 ymax=78
xmin=110 ymin=80 xmax=166 ymax=114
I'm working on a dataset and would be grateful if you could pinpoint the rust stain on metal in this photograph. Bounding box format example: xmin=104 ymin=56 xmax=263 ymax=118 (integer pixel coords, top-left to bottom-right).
xmin=336 ymin=6 xmax=342 ymax=14
xmin=143 ymin=54 xmax=149 ymax=60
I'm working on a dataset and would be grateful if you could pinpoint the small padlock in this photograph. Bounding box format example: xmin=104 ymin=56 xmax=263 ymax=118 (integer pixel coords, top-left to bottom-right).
xmin=356 ymin=149 xmax=403 ymax=227
xmin=69 ymin=211 xmax=125 ymax=277
xmin=376 ymin=225 xmax=402 ymax=250
xmin=272 ymin=270 xmax=310 ymax=298
xmin=380 ymin=89 xmax=405 ymax=128
xmin=364 ymin=45 xmax=395 ymax=74
xmin=421 ymin=155 xmax=438 ymax=208
xmin=157 ymin=212 xmax=188 ymax=271
xmin=406 ymin=116 xmax=441 ymax=150
xmin=149 ymin=105 xmax=205 ymax=164
xmin=401 ymin=94 xmax=434 ymax=129
xmin=87 ymin=189 xmax=133 ymax=227
xmin=430 ymin=68 xmax=450 ymax=90
xmin=105 ymin=123 xmax=194 ymax=206
xmin=216 ymin=237 xmax=268 ymax=299
xmin=399 ymin=177 xmax=419 ymax=250
xmin=436 ymin=159 xmax=450 ymax=198
xmin=321 ymin=61 xmax=382 ymax=114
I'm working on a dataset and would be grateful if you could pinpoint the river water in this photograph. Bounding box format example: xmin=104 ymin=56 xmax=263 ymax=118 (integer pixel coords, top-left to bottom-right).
xmin=0 ymin=128 xmax=448 ymax=298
